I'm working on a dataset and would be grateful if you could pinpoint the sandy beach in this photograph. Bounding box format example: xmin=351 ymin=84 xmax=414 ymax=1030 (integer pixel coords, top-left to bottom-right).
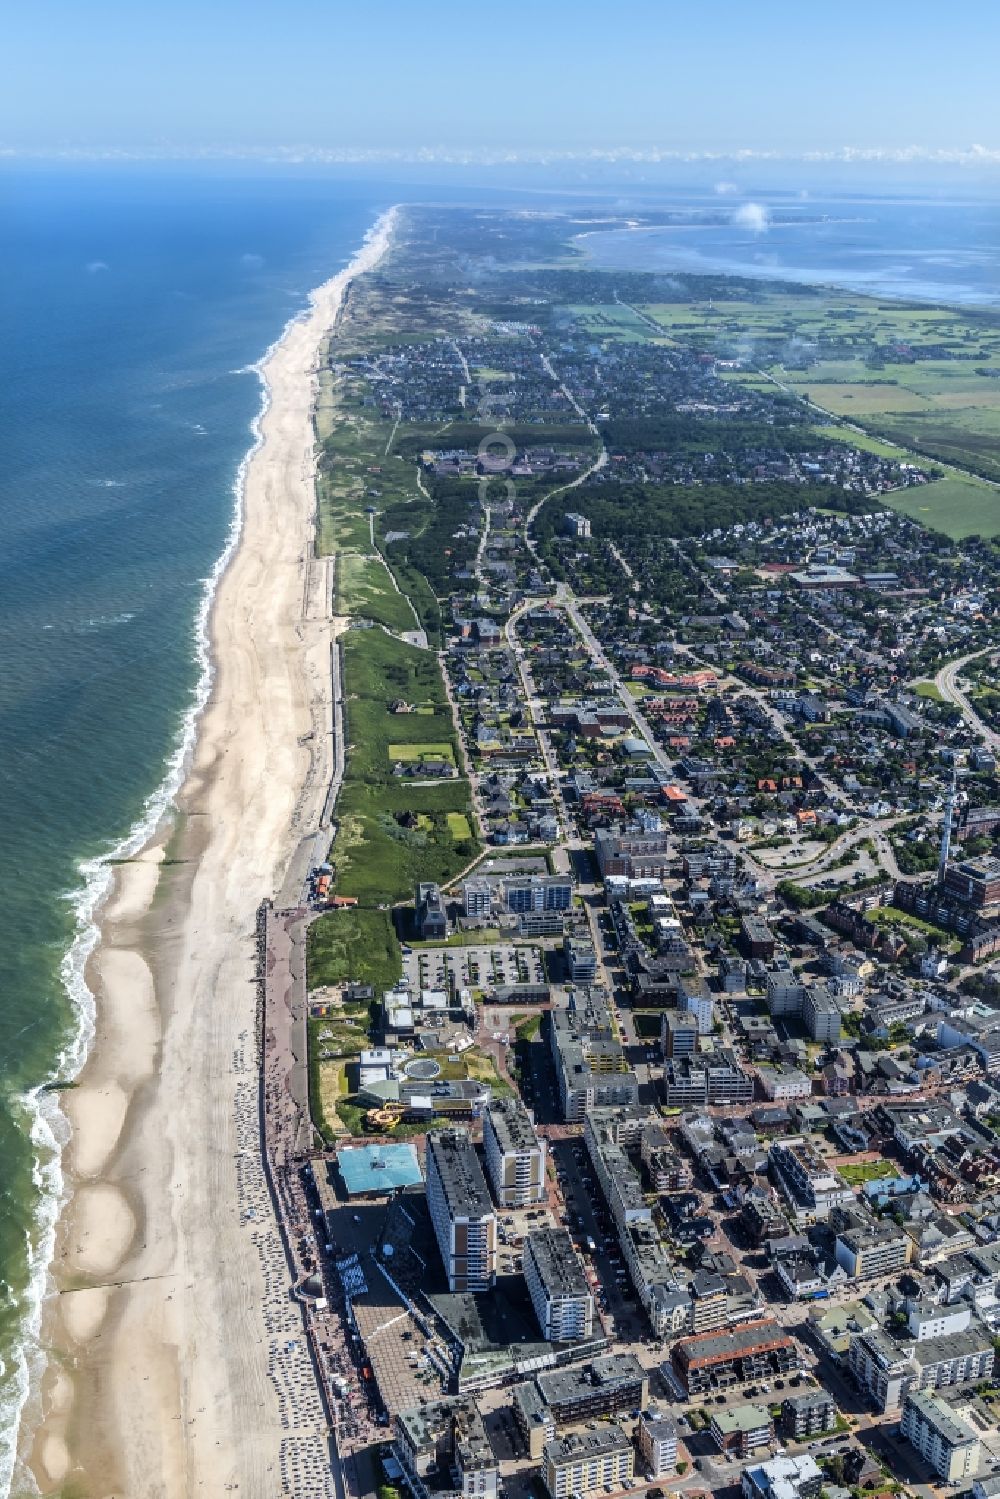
xmin=23 ymin=209 xmax=396 ymax=1498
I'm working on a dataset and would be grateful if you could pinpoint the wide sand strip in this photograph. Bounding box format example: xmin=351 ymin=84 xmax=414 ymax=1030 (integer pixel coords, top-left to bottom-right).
xmin=24 ymin=211 xmax=396 ymax=1498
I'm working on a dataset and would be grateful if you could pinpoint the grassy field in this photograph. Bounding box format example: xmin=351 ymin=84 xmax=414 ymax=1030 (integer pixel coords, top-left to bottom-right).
xmin=808 ymin=424 xmax=905 ymax=459
xmin=306 ymin=907 xmax=402 ymax=992
xmin=307 ymin=1014 xmax=368 ymax=1144
xmin=446 ymin=812 xmax=473 ymax=839
xmin=337 ymin=553 xmax=418 ymax=632
xmin=914 ymin=680 xmax=946 ymax=701
xmin=563 ymin=303 xmax=657 ymax=342
xmin=314 ymin=364 xmax=338 ymax=442
xmin=388 ymin=741 xmax=456 ymax=764
xmin=794 ymin=382 xmax=932 ymax=415
xmin=331 ymin=630 xmax=480 ymax=904
xmin=881 ymin=476 xmax=1000 ymax=538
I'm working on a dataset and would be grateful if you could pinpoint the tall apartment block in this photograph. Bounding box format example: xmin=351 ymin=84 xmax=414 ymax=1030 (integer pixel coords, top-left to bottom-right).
xmin=425 ymin=1129 xmax=497 ymax=1293
xmin=523 ymin=1227 xmax=594 ymax=1342
xmin=482 ymin=1097 xmax=546 ymax=1207
xmin=901 ymin=1391 xmax=981 ymax=1483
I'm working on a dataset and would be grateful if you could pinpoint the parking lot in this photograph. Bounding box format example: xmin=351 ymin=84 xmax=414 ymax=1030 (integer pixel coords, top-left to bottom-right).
xmin=402 ymin=942 xmax=546 ymax=994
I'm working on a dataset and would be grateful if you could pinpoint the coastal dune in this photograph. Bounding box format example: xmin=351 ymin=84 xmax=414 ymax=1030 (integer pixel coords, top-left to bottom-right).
xmin=25 ymin=211 xmax=396 ymax=1497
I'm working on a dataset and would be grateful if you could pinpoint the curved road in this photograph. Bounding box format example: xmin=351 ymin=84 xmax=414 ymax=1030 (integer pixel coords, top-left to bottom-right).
xmin=934 ymin=648 xmax=1000 ymax=752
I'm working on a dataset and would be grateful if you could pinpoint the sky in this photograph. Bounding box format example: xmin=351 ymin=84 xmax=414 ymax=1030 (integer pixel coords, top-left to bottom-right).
xmin=4 ymin=0 xmax=1000 ymax=173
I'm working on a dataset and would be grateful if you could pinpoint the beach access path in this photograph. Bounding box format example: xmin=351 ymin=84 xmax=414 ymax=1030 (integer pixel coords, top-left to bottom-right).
xmin=26 ymin=214 xmax=396 ymax=1498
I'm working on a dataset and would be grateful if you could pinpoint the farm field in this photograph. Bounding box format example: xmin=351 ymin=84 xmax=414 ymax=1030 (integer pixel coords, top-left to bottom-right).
xmin=639 ymin=285 xmax=1000 ymax=536
xmin=790 ymin=382 xmax=932 ymax=415
xmin=563 ymin=303 xmax=659 ymax=342
xmin=880 ymin=476 xmax=1000 ymax=538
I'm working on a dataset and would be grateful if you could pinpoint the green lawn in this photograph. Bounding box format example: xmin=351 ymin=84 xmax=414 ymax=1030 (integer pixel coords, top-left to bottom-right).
xmin=838 ymin=1159 xmax=899 ymax=1186
xmin=869 ymin=905 xmax=957 ymax=946
xmin=388 ymin=741 xmax=456 ymax=764
xmin=306 ymin=907 xmax=402 ymax=992
xmin=914 ymin=680 xmax=946 ymax=701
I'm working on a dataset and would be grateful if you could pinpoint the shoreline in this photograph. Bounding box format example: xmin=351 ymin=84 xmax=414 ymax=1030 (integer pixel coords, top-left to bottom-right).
xmin=19 ymin=206 xmax=397 ymax=1498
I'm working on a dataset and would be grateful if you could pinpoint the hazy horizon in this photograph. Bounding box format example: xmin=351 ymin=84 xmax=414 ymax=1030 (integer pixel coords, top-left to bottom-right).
xmin=4 ymin=0 xmax=1000 ymax=195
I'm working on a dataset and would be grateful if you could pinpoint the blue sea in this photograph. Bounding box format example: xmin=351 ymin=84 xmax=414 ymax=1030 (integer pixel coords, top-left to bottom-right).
xmin=1 ymin=172 xmax=999 ymax=1489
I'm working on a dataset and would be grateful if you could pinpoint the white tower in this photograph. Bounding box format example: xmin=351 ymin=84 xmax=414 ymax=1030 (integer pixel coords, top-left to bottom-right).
xmin=938 ymin=767 xmax=958 ymax=884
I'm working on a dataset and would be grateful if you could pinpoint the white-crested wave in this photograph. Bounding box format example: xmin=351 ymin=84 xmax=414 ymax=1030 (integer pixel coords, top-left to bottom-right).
xmin=2 ymin=203 xmax=398 ymax=1498
xmin=78 ymin=612 xmax=136 ymax=631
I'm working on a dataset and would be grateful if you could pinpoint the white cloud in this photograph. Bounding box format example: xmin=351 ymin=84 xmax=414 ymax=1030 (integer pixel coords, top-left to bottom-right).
xmin=240 ymin=252 xmax=265 ymax=268
xmin=714 ymin=180 xmax=739 ymax=195
xmin=8 ymin=141 xmax=1000 ymax=169
xmin=732 ymin=201 xmax=770 ymax=234
xmin=85 ymin=259 xmax=109 ymax=273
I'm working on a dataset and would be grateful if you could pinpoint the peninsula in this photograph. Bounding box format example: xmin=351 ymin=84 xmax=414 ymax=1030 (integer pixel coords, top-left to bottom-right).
xmin=28 ymin=202 xmax=1000 ymax=1499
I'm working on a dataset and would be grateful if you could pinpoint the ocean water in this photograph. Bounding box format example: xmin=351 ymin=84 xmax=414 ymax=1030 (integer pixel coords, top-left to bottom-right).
xmin=0 ymin=169 xmax=399 ymax=1489
xmin=579 ymin=193 xmax=1000 ymax=304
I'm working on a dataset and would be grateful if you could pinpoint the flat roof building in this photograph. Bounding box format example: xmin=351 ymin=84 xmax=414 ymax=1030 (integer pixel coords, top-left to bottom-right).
xmin=901 ymin=1390 xmax=981 ymax=1483
xmin=482 ymin=1097 xmax=545 ymax=1208
xmin=395 ymin=1396 xmax=499 ymax=1499
xmin=742 ymin=1455 xmax=823 ymax=1499
xmin=336 ymin=1142 xmax=423 ymax=1196
xmin=504 ymin=875 xmax=572 ymax=913
xmin=943 ymin=857 xmax=1000 ymax=911
xmin=848 ymin=1327 xmax=917 ymax=1413
xmin=564 ymin=934 xmax=597 ymax=983
xmin=780 ymin=1391 xmax=836 ymax=1440
xmin=835 ymin=1220 xmax=911 ymax=1281
xmin=637 ymin=1413 xmax=678 ymax=1477
xmin=770 ymin=1138 xmax=854 ymax=1221
xmin=673 ymin=1317 xmax=799 ymax=1397
xmin=512 ymin=1355 xmax=646 ymax=1460
xmin=542 ymin=1428 xmax=633 ymax=1499
xmin=711 ymin=1403 xmax=773 ymax=1458
xmin=417 ymin=881 xmax=448 ymax=939
xmin=425 ymin=1129 xmax=497 ymax=1293
xmin=550 ymin=995 xmax=638 ymax=1122
xmin=523 ymin=1227 xmax=593 ymax=1343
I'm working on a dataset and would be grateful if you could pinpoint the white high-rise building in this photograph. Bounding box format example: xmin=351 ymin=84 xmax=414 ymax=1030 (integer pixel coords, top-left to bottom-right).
xmin=523 ymin=1228 xmax=594 ymax=1342
xmin=425 ymin=1129 xmax=497 ymax=1293
xmin=482 ymin=1097 xmax=546 ymax=1207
